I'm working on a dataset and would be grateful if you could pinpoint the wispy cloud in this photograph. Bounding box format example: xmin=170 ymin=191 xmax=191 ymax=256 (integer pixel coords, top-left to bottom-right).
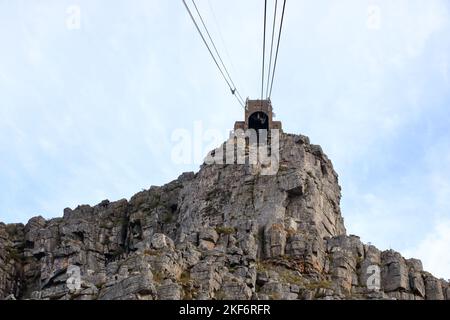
xmin=404 ymin=219 xmax=450 ymax=280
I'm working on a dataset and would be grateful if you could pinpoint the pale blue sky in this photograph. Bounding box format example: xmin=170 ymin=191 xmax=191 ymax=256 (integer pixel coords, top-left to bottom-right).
xmin=1 ymin=0 xmax=449 ymax=279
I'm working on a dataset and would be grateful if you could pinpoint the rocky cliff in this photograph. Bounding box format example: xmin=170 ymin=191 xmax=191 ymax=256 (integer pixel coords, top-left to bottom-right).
xmin=1 ymin=133 xmax=448 ymax=300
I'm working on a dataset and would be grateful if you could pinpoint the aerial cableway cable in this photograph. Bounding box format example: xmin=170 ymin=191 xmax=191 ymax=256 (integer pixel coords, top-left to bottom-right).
xmin=190 ymin=0 xmax=245 ymax=107
xmin=268 ymin=0 xmax=286 ymax=99
xmin=182 ymin=0 xmax=245 ymax=108
xmin=265 ymin=0 xmax=278 ymax=99
xmin=207 ymin=0 xmax=247 ymax=98
xmin=261 ymin=0 xmax=267 ymax=101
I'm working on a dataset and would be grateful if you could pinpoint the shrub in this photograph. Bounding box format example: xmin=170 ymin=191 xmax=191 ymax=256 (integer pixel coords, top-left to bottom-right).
xmin=215 ymin=226 xmax=236 ymax=235
xmin=179 ymin=271 xmax=191 ymax=284
xmin=305 ymin=280 xmax=332 ymax=290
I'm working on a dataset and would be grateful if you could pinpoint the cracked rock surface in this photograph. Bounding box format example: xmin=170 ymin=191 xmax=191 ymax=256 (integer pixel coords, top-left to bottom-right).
xmin=0 ymin=133 xmax=448 ymax=300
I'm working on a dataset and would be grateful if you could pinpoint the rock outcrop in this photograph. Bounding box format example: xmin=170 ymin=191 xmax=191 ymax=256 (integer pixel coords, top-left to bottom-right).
xmin=0 ymin=133 xmax=448 ymax=300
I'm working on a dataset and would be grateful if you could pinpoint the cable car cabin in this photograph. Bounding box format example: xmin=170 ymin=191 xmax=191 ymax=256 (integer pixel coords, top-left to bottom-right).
xmin=248 ymin=111 xmax=269 ymax=131
xmin=234 ymin=99 xmax=282 ymax=134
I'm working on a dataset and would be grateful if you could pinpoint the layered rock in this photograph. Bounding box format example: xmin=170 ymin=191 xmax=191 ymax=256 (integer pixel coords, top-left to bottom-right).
xmin=0 ymin=133 xmax=448 ymax=300
xmin=0 ymin=223 xmax=24 ymax=299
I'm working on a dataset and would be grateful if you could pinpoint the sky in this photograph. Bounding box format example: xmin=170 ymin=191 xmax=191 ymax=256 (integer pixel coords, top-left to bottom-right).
xmin=0 ymin=0 xmax=449 ymax=280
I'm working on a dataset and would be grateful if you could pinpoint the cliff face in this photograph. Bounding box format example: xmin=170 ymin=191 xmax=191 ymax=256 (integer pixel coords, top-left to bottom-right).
xmin=0 ymin=133 xmax=448 ymax=300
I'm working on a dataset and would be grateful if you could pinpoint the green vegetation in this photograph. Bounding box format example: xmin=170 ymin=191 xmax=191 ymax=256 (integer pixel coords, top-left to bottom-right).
xmin=268 ymin=292 xmax=281 ymax=300
xmin=314 ymin=291 xmax=327 ymax=299
xmin=180 ymin=272 xmax=199 ymax=300
xmin=162 ymin=213 xmax=175 ymax=224
xmin=270 ymin=223 xmax=284 ymax=232
xmin=152 ymin=271 xmax=165 ymax=283
xmin=5 ymin=224 xmax=18 ymax=236
xmin=6 ymin=247 xmax=22 ymax=262
xmin=143 ymin=248 xmax=160 ymax=256
xmin=228 ymin=266 xmax=236 ymax=273
xmin=256 ymin=261 xmax=270 ymax=272
xmin=356 ymin=255 xmax=364 ymax=265
xmin=214 ymin=290 xmax=226 ymax=300
xmin=178 ymin=271 xmax=191 ymax=285
xmin=280 ymin=270 xmax=304 ymax=285
xmin=95 ymin=281 xmax=106 ymax=290
xmin=305 ymin=280 xmax=332 ymax=290
xmin=215 ymin=226 xmax=236 ymax=235
xmin=182 ymin=288 xmax=198 ymax=300
xmin=99 ymin=221 xmax=111 ymax=229
xmin=120 ymin=216 xmax=129 ymax=227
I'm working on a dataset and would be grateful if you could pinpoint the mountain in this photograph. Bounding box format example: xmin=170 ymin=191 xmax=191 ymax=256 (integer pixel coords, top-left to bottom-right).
xmin=0 ymin=132 xmax=448 ymax=300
